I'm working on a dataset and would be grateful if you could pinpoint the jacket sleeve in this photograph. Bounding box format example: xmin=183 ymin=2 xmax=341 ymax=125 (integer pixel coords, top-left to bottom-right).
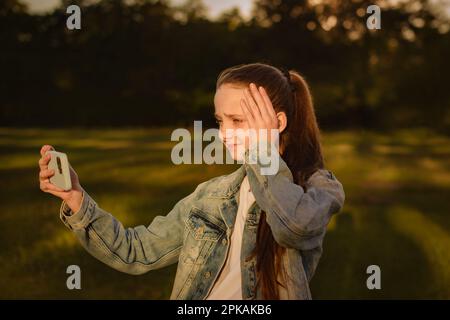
xmin=59 ymin=188 xmax=196 ymax=275
xmin=244 ymin=148 xmax=345 ymax=251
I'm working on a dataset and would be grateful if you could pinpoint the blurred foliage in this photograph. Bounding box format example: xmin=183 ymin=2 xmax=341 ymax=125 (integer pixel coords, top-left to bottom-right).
xmin=1 ymin=0 xmax=449 ymax=131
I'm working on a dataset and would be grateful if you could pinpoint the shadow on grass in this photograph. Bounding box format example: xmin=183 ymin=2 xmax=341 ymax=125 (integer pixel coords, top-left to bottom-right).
xmin=310 ymin=183 xmax=450 ymax=299
xmin=0 ymin=244 xmax=178 ymax=299
xmin=1 ymin=128 xmax=449 ymax=299
xmin=310 ymin=209 xmax=432 ymax=299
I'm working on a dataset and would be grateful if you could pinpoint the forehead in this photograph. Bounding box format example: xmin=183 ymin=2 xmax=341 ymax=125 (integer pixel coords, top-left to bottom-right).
xmin=214 ymin=83 xmax=246 ymax=113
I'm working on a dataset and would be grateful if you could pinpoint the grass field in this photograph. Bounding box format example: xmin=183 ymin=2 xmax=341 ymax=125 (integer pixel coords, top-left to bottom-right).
xmin=0 ymin=127 xmax=449 ymax=299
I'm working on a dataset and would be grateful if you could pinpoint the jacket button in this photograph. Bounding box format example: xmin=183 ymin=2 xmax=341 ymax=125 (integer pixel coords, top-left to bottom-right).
xmin=222 ymin=239 xmax=227 ymax=245
xmin=196 ymin=226 xmax=204 ymax=237
xmin=205 ymin=271 xmax=211 ymax=279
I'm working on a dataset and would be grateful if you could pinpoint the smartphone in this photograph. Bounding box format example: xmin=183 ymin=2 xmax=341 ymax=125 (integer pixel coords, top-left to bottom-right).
xmin=46 ymin=151 xmax=72 ymax=191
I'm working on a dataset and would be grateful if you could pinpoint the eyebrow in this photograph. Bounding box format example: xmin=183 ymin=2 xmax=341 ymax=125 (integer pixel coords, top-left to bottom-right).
xmin=214 ymin=113 xmax=244 ymax=119
xmin=224 ymin=113 xmax=244 ymax=118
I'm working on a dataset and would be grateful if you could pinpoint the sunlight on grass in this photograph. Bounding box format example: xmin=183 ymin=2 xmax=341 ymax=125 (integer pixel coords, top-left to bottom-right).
xmin=0 ymin=127 xmax=449 ymax=298
xmin=16 ymin=230 xmax=78 ymax=264
xmin=387 ymin=206 xmax=450 ymax=298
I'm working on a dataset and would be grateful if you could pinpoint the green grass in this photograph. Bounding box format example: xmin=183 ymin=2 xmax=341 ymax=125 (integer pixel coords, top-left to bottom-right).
xmin=0 ymin=127 xmax=449 ymax=299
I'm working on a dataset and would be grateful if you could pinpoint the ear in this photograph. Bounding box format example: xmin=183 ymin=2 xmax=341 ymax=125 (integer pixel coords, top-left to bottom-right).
xmin=276 ymin=111 xmax=287 ymax=133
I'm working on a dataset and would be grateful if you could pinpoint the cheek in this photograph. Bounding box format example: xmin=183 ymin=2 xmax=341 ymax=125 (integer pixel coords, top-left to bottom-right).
xmin=218 ymin=126 xmax=232 ymax=142
xmin=218 ymin=123 xmax=251 ymax=146
xmin=234 ymin=129 xmax=248 ymax=145
xmin=219 ymin=124 xmax=242 ymax=140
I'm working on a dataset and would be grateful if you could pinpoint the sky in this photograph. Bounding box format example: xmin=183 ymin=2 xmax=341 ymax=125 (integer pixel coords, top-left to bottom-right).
xmin=20 ymin=0 xmax=255 ymax=19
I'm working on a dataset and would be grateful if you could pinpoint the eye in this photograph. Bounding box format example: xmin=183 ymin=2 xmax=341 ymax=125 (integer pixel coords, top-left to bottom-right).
xmin=233 ymin=119 xmax=243 ymax=124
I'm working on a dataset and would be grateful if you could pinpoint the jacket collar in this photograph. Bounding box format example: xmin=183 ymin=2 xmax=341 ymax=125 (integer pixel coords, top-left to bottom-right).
xmin=206 ymin=165 xmax=247 ymax=199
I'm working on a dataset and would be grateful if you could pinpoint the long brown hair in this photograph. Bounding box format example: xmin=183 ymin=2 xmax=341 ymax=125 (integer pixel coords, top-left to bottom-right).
xmin=216 ymin=62 xmax=324 ymax=299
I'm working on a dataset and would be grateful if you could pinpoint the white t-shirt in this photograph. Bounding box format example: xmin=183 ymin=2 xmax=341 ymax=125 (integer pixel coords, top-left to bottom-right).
xmin=206 ymin=175 xmax=255 ymax=300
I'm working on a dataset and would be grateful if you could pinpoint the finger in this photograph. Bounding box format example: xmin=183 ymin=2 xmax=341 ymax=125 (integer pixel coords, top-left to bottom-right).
xmin=40 ymin=180 xmax=66 ymax=193
xmin=243 ymin=87 xmax=262 ymax=121
xmin=46 ymin=189 xmax=69 ymax=199
xmin=240 ymin=98 xmax=255 ymax=128
xmin=40 ymin=145 xmax=54 ymax=157
xmin=240 ymin=100 xmax=258 ymax=151
xmin=39 ymin=168 xmax=55 ymax=181
xmin=249 ymin=83 xmax=268 ymax=121
xmin=46 ymin=183 xmax=66 ymax=193
xmin=38 ymin=153 xmax=51 ymax=170
xmin=69 ymin=166 xmax=79 ymax=184
xmin=69 ymin=163 xmax=77 ymax=175
xmin=259 ymin=86 xmax=277 ymax=119
xmin=255 ymin=87 xmax=272 ymax=125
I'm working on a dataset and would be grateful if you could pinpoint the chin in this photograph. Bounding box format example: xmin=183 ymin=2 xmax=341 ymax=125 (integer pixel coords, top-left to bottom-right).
xmin=231 ymin=153 xmax=243 ymax=161
xmin=228 ymin=146 xmax=245 ymax=162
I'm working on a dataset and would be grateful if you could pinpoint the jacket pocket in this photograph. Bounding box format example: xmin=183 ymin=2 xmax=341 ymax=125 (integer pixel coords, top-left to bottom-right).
xmin=181 ymin=207 xmax=225 ymax=265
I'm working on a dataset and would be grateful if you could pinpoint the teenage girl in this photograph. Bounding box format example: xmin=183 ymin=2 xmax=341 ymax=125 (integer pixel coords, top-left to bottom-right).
xmin=38 ymin=62 xmax=345 ymax=299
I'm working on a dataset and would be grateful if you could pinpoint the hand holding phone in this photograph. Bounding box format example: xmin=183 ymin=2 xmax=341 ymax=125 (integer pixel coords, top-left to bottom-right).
xmin=39 ymin=145 xmax=84 ymax=213
xmin=46 ymin=150 xmax=72 ymax=191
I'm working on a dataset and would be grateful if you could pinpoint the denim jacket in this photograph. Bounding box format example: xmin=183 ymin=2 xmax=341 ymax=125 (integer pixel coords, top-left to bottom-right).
xmin=59 ymin=149 xmax=345 ymax=300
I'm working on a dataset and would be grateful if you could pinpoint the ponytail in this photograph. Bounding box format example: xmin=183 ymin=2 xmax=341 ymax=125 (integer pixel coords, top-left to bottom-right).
xmin=282 ymin=70 xmax=324 ymax=186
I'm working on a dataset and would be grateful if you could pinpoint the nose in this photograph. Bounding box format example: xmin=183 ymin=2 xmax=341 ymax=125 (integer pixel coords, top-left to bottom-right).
xmin=219 ymin=127 xmax=233 ymax=143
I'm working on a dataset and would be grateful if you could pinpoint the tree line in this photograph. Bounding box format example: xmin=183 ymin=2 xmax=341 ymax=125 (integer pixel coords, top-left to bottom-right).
xmin=1 ymin=0 xmax=449 ymax=132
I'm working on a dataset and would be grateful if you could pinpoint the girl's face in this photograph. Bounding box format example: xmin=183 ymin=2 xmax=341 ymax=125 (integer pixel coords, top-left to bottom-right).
xmin=214 ymin=84 xmax=250 ymax=161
